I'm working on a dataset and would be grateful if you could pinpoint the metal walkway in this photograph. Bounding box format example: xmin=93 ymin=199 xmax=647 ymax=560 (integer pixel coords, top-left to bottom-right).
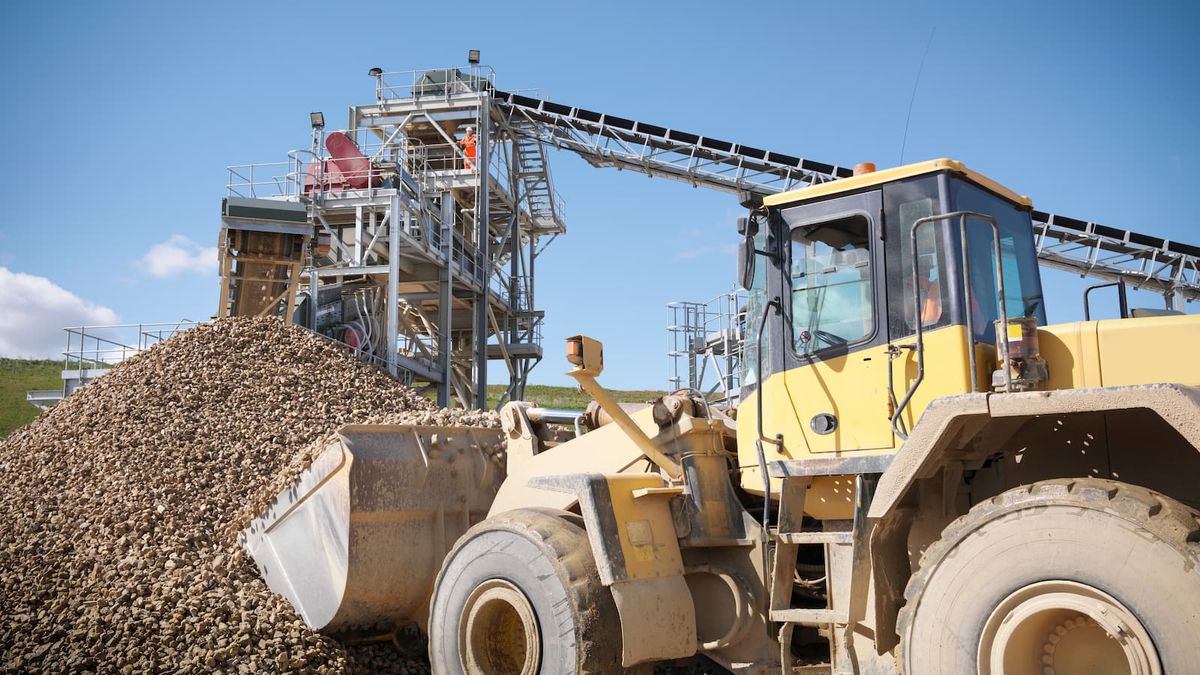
xmin=495 ymin=90 xmax=1199 ymax=305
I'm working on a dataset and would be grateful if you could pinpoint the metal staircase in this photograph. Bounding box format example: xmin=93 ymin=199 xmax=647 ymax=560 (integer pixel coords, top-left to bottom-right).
xmin=511 ymin=122 xmax=566 ymax=235
xmin=494 ymin=89 xmax=1199 ymax=305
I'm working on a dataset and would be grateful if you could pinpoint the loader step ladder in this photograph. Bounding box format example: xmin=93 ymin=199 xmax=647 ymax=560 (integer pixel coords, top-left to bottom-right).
xmin=769 ymin=475 xmax=873 ymax=675
xmin=494 ymin=90 xmax=1200 ymax=304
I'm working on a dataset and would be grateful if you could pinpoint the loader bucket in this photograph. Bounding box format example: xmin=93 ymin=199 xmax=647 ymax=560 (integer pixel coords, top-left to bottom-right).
xmin=240 ymin=424 xmax=506 ymax=634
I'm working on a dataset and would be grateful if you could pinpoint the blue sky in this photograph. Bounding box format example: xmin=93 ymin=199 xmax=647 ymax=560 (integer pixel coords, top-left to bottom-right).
xmin=0 ymin=0 xmax=1196 ymax=389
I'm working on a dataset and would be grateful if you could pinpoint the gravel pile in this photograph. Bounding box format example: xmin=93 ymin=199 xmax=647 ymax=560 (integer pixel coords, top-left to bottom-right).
xmin=0 ymin=318 xmax=497 ymax=673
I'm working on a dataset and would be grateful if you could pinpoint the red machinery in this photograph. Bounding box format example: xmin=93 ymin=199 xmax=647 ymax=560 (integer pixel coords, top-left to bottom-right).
xmin=303 ymin=132 xmax=380 ymax=192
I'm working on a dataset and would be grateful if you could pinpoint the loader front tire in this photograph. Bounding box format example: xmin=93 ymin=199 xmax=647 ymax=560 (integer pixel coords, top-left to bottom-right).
xmin=428 ymin=508 xmax=621 ymax=674
xmin=899 ymin=478 xmax=1200 ymax=675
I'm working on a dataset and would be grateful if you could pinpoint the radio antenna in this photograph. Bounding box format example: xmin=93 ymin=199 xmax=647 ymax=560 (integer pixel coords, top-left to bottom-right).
xmin=900 ymin=27 xmax=937 ymax=165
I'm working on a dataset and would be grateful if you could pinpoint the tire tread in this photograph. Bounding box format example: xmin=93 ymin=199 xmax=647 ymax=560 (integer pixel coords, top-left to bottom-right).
xmin=896 ymin=478 xmax=1200 ymax=673
xmin=432 ymin=507 xmax=621 ymax=674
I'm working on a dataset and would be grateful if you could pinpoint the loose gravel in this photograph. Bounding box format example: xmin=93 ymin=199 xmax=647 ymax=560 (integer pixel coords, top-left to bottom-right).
xmin=0 ymin=317 xmax=496 ymax=673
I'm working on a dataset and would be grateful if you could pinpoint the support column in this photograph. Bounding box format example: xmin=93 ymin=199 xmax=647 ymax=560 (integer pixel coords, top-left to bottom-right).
xmin=505 ymin=131 xmax=526 ymax=405
xmin=1166 ymin=261 xmax=1183 ymax=311
xmin=354 ymin=206 xmax=364 ymax=265
xmin=387 ymin=193 xmax=402 ymax=377
xmin=529 ymin=235 xmax=536 ymax=307
xmin=508 ymin=213 xmax=521 ymax=404
xmin=472 ymin=97 xmax=491 ymax=409
xmin=438 ymin=191 xmax=454 ymax=407
xmin=308 ymin=269 xmax=319 ymax=329
xmin=520 ymin=234 xmax=538 ymax=401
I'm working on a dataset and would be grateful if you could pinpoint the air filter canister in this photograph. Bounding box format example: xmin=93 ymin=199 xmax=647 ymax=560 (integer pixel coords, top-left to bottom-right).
xmin=992 ymin=317 xmax=1049 ymax=391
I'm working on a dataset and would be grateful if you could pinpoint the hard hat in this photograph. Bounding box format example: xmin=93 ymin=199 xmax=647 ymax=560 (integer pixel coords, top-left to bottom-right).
xmin=466 ymin=125 xmax=475 ymax=132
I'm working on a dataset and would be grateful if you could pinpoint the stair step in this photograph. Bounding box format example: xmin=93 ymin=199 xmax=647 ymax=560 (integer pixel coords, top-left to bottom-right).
xmin=773 ymin=531 xmax=853 ymax=545
xmin=770 ymin=608 xmax=848 ymax=625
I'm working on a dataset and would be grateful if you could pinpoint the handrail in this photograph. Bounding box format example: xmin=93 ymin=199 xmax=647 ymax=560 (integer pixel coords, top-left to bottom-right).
xmin=1083 ymin=278 xmax=1130 ymax=320
xmin=891 ymin=211 xmax=1010 ymax=440
xmin=371 ymin=66 xmax=496 ymax=102
xmin=62 ymin=321 xmax=203 ymax=374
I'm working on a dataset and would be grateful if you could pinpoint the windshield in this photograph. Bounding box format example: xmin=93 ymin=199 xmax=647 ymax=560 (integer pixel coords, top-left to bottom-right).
xmin=952 ymin=181 xmax=1047 ymax=343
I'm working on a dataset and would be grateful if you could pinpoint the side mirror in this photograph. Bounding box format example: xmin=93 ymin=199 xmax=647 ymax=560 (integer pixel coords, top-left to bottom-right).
xmin=738 ymin=236 xmax=756 ymax=290
xmin=737 ymin=215 xmax=761 ymax=290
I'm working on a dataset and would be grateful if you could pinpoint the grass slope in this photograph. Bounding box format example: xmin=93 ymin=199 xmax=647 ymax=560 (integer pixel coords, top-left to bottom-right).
xmin=0 ymin=359 xmax=62 ymax=439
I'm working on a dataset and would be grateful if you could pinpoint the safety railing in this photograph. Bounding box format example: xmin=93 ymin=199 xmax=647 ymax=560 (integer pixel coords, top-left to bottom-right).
xmin=61 ymin=321 xmax=203 ymax=384
xmin=372 ymin=66 xmax=496 ymax=102
xmin=223 ymin=129 xmax=556 ymax=247
xmin=667 ymin=291 xmax=746 ymax=404
xmin=487 ymin=265 xmax=533 ymax=311
xmin=225 ymin=161 xmax=297 ymax=199
xmin=226 ymin=137 xmax=492 ymax=199
xmin=509 ymin=275 xmax=535 ymax=314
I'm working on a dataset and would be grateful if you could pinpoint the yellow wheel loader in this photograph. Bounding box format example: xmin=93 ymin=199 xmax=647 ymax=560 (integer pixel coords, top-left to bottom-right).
xmin=243 ymin=159 xmax=1200 ymax=674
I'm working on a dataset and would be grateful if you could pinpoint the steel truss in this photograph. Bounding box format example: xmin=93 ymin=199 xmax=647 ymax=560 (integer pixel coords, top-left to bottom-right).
xmin=495 ymin=90 xmax=852 ymax=195
xmin=494 ymin=90 xmax=1199 ymax=304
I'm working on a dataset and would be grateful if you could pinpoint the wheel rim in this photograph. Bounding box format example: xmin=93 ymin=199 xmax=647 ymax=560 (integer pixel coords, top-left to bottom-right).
xmin=978 ymin=580 xmax=1160 ymax=675
xmin=459 ymin=578 xmax=540 ymax=675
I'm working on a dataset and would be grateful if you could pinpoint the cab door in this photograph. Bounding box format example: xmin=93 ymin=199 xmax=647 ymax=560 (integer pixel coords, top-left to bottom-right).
xmin=779 ymin=190 xmax=896 ymax=454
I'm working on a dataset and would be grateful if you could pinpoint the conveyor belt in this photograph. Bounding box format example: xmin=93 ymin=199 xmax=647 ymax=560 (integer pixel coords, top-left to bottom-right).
xmin=494 ymin=90 xmax=1199 ymax=303
xmin=495 ymin=90 xmax=852 ymax=194
xmin=1032 ymin=210 xmax=1199 ymax=302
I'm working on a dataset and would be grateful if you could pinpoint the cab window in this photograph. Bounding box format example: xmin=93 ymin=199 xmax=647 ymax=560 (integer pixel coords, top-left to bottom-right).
xmin=883 ymin=176 xmax=953 ymax=340
xmin=789 ymin=214 xmax=873 ymax=354
xmin=952 ymin=181 xmax=1047 ymax=342
xmin=899 ymin=198 xmax=947 ymax=328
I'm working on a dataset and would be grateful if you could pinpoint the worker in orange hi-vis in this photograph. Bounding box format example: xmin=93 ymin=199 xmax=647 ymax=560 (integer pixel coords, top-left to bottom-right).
xmin=458 ymin=125 xmax=478 ymax=170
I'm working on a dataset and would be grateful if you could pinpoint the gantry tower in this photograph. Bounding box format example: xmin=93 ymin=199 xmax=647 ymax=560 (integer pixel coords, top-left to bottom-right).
xmin=218 ymin=66 xmax=562 ymax=408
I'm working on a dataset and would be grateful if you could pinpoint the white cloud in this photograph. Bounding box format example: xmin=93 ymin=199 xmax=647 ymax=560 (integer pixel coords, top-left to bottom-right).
xmin=138 ymin=235 xmax=217 ymax=278
xmin=0 ymin=268 xmax=120 ymax=359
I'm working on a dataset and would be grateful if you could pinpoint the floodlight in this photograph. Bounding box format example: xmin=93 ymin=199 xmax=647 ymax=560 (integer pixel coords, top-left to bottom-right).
xmin=310 ymin=112 xmax=325 ymax=129
xmin=368 ymin=67 xmax=383 ymax=77
xmin=468 ymin=50 xmax=480 ymax=65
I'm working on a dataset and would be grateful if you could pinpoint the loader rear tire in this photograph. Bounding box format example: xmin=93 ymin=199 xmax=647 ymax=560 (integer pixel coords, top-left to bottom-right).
xmin=428 ymin=508 xmax=621 ymax=674
xmin=899 ymin=478 xmax=1200 ymax=675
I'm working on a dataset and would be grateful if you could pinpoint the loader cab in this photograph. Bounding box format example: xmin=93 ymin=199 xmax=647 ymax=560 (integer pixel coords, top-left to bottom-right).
xmin=737 ymin=159 xmax=1046 ymax=502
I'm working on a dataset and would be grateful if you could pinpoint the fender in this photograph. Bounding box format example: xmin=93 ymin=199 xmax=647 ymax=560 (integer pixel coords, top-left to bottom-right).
xmin=866 ymin=383 xmax=1200 ymax=653
xmin=527 ymin=472 xmax=698 ymax=668
xmin=869 ymin=384 xmax=1200 ymax=519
